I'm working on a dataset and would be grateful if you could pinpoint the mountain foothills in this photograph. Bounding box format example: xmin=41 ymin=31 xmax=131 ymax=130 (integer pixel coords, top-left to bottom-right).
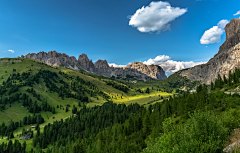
xmin=0 ymin=56 xmax=183 ymax=153
xmin=1 ymin=18 xmax=240 ymax=153
xmin=181 ymin=18 xmax=240 ymax=84
xmin=19 ymin=53 xmax=167 ymax=81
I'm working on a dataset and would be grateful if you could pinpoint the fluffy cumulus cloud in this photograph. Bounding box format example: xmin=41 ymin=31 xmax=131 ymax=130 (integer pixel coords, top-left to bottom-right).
xmin=142 ymin=55 xmax=171 ymax=65
xmin=217 ymin=20 xmax=229 ymax=29
xmin=109 ymin=55 xmax=206 ymax=76
xmin=108 ymin=63 xmax=127 ymax=67
xmin=160 ymin=61 xmax=206 ymax=76
xmin=143 ymin=55 xmax=206 ymax=76
xmin=234 ymin=10 xmax=240 ymax=16
xmin=8 ymin=50 xmax=14 ymax=53
xmin=200 ymin=19 xmax=229 ymax=44
xmin=128 ymin=1 xmax=187 ymax=33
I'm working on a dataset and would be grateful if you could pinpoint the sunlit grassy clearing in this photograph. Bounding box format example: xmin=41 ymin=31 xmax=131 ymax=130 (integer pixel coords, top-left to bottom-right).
xmin=114 ymin=91 xmax=172 ymax=103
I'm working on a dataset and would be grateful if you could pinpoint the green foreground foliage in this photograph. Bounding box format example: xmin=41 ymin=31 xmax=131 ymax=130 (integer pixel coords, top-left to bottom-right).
xmin=144 ymin=111 xmax=229 ymax=153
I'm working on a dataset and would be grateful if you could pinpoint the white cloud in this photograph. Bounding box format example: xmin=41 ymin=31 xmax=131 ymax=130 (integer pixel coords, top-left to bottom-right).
xmin=234 ymin=10 xmax=240 ymax=16
xmin=128 ymin=1 xmax=187 ymax=33
xmin=142 ymin=55 xmax=171 ymax=65
xmin=158 ymin=60 xmax=206 ymax=76
xmin=8 ymin=50 xmax=14 ymax=53
xmin=108 ymin=63 xmax=127 ymax=67
xmin=143 ymin=55 xmax=206 ymax=76
xmin=217 ymin=20 xmax=229 ymax=29
xmin=110 ymin=55 xmax=206 ymax=76
xmin=200 ymin=26 xmax=224 ymax=44
xmin=200 ymin=19 xmax=229 ymax=44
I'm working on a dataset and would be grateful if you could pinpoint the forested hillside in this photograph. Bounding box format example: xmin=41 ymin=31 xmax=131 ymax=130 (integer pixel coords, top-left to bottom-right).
xmin=0 ymin=58 xmax=135 ymax=152
xmin=0 ymin=58 xmax=177 ymax=152
xmin=2 ymin=58 xmax=240 ymax=152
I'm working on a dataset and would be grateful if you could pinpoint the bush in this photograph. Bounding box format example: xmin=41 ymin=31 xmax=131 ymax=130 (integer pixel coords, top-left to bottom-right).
xmin=144 ymin=111 xmax=229 ymax=153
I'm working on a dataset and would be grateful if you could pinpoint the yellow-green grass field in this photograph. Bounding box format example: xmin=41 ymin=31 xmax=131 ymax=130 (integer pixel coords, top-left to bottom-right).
xmin=114 ymin=91 xmax=172 ymax=105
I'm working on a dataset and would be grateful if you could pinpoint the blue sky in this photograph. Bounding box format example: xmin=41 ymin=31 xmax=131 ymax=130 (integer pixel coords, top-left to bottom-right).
xmin=1 ymin=0 xmax=240 ymax=75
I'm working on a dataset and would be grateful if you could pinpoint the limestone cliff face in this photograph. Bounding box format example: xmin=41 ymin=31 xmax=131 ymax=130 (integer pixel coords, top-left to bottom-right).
xmin=180 ymin=18 xmax=240 ymax=84
xmin=78 ymin=54 xmax=95 ymax=71
xmin=103 ymin=62 xmax=167 ymax=81
xmin=19 ymin=52 xmax=167 ymax=81
xmin=124 ymin=62 xmax=166 ymax=80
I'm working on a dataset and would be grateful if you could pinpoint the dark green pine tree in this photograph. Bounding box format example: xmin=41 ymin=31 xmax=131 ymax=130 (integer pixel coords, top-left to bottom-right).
xmin=216 ymin=74 xmax=224 ymax=89
xmin=35 ymin=123 xmax=40 ymax=130
xmin=7 ymin=140 xmax=13 ymax=152
xmin=211 ymin=81 xmax=215 ymax=91
xmin=52 ymin=107 xmax=55 ymax=114
xmin=146 ymin=88 xmax=150 ymax=94
xmin=229 ymin=71 xmax=232 ymax=86
xmin=10 ymin=132 xmax=14 ymax=139
xmin=234 ymin=71 xmax=239 ymax=84
xmin=37 ymin=128 xmax=40 ymax=137
xmin=22 ymin=141 xmax=27 ymax=152
xmin=234 ymin=68 xmax=240 ymax=82
xmin=223 ymin=75 xmax=228 ymax=84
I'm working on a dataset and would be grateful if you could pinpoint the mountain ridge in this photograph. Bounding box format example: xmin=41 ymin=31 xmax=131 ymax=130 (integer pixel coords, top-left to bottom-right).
xmin=19 ymin=51 xmax=167 ymax=81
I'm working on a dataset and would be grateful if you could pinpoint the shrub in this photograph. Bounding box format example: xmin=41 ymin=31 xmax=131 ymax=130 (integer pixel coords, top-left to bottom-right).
xmin=144 ymin=111 xmax=228 ymax=153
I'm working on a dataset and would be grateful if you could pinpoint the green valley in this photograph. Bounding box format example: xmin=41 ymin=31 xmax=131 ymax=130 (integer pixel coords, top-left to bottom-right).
xmin=1 ymin=57 xmax=240 ymax=153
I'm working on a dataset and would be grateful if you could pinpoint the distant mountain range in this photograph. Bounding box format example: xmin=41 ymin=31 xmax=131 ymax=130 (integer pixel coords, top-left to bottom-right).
xmin=19 ymin=52 xmax=167 ymax=81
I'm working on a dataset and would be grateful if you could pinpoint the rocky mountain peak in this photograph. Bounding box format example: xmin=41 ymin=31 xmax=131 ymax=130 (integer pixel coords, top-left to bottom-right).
xmin=219 ymin=18 xmax=240 ymax=53
xmin=94 ymin=60 xmax=109 ymax=69
xmin=225 ymin=18 xmax=240 ymax=40
xmin=77 ymin=54 xmax=94 ymax=70
xmin=48 ymin=51 xmax=58 ymax=57
xmin=78 ymin=54 xmax=89 ymax=62
xmin=70 ymin=56 xmax=77 ymax=61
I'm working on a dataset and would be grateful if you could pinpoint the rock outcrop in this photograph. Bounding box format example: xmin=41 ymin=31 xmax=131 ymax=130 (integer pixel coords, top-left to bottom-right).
xmin=78 ymin=54 xmax=95 ymax=71
xmin=94 ymin=60 xmax=109 ymax=69
xmin=180 ymin=18 xmax=240 ymax=84
xmin=20 ymin=132 xmax=33 ymax=140
xmin=124 ymin=62 xmax=166 ymax=80
xmin=19 ymin=51 xmax=167 ymax=81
